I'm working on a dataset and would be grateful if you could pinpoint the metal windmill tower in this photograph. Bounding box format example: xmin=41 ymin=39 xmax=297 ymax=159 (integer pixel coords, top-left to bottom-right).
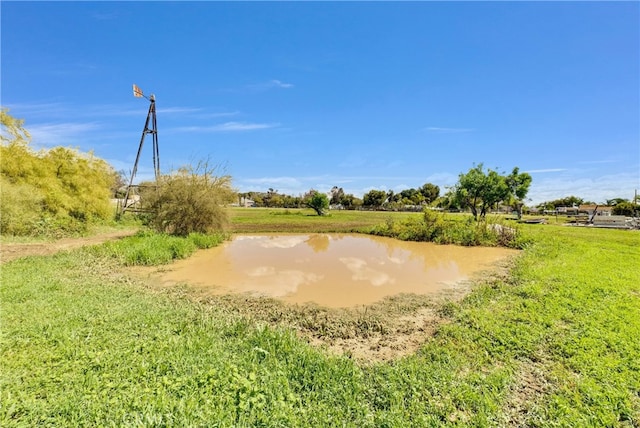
xmin=119 ymin=84 xmax=160 ymax=214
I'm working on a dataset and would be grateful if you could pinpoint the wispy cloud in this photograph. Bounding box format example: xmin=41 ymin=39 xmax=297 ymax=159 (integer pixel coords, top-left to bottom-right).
xmin=48 ymin=62 xmax=99 ymax=77
xmin=424 ymin=127 xmax=475 ymax=134
xmin=525 ymin=168 xmax=568 ymax=174
xmin=245 ymin=79 xmax=295 ymax=91
xmin=5 ymin=102 xmax=71 ymax=118
xmin=577 ymin=159 xmax=619 ymax=165
xmin=527 ymin=171 xmax=640 ymax=205
xmin=423 ymin=172 xmax=459 ymax=186
xmin=28 ymin=122 xmax=101 ymax=146
xmin=269 ymin=79 xmax=294 ymax=89
xmin=242 ymin=177 xmax=302 ymax=187
xmin=171 ymin=122 xmax=280 ymax=133
xmin=198 ymin=111 xmax=240 ymax=119
xmin=8 ymin=101 xmax=214 ymax=120
xmin=85 ymin=105 xmax=203 ymax=118
xmin=156 ymin=107 xmax=203 ymax=115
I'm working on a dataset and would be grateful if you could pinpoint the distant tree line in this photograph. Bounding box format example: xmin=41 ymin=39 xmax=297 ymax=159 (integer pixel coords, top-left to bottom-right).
xmin=239 ymin=183 xmax=443 ymax=212
xmin=238 ymin=165 xmax=535 ymax=221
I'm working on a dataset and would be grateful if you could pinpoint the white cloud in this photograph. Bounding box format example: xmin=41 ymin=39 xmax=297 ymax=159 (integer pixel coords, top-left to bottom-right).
xmin=269 ymin=79 xmax=294 ymax=89
xmin=171 ymin=122 xmax=280 ymax=133
xmin=241 ymin=177 xmax=303 ymax=188
xmin=8 ymin=101 xmax=229 ymax=121
xmin=423 ymin=172 xmax=458 ymax=187
xmin=424 ymin=127 xmax=475 ymax=134
xmin=156 ymin=107 xmax=203 ymax=115
xmin=527 ymin=171 xmax=640 ymax=205
xmin=28 ymin=122 xmax=101 ymax=146
xmin=199 ymin=111 xmax=240 ymax=119
xmin=577 ymin=159 xmax=619 ymax=165
xmin=524 ymin=168 xmax=567 ymax=174
xmin=243 ymin=79 xmax=295 ymax=91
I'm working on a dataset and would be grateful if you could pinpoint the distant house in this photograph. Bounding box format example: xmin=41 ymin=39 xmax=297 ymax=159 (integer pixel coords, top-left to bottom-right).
xmin=579 ymin=204 xmax=612 ymax=217
xmin=495 ymin=204 xmax=513 ymax=214
xmin=232 ymin=196 xmax=255 ymax=208
xmin=557 ymin=206 xmax=579 ymax=215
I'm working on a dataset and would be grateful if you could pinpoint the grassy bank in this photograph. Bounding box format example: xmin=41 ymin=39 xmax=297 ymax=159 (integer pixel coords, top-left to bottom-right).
xmin=1 ymin=222 xmax=638 ymax=426
xmin=369 ymin=210 xmax=530 ymax=248
xmin=91 ymin=230 xmax=227 ymax=266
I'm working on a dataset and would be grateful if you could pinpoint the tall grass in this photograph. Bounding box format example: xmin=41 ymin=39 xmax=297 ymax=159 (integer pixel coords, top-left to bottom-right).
xmin=370 ymin=210 xmax=530 ymax=248
xmin=91 ymin=229 xmax=227 ymax=266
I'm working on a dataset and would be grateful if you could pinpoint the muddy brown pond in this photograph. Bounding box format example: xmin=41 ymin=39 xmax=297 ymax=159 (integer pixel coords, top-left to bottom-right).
xmin=155 ymin=234 xmax=516 ymax=308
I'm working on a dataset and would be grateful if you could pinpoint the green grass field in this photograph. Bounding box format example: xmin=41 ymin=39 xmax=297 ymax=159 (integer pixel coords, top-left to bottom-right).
xmin=1 ymin=211 xmax=639 ymax=426
xmin=228 ymin=207 xmax=421 ymax=233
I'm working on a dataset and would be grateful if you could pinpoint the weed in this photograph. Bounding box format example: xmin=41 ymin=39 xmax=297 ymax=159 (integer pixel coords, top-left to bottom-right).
xmin=370 ymin=210 xmax=528 ymax=248
xmin=91 ymin=229 xmax=227 ymax=266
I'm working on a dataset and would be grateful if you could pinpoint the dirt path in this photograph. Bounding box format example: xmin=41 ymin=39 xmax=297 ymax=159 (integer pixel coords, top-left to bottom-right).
xmin=0 ymin=229 xmax=138 ymax=264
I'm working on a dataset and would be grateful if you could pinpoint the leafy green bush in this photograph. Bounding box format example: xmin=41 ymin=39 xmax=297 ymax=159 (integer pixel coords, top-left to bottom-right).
xmin=370 ymin=209 xmax=527 ymax=248
xmin=612 ymin=202 xmax=637 ymax=216
xmin=141 ymin=161 xmax=236 ymax=236
xmin=0 ymin=177 xmax=44 ymax=235
xmin=305 ymin=192 xmax=329 ymax=216
xmin=1 ymin=108 xmax=118 ymax=237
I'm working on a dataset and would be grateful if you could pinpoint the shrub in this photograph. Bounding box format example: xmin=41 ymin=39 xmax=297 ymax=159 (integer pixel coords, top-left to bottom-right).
xmin=92 ymin=229 xmax=227 ymax=266
xmin=0 ymin=177 xmax=44 ymax=235
xmin=370 ymin=210 xmax=525 ymax=248
xmin=612 ymin=202 xmax=636 ymax=216
xmin=303 ymin=191 xmax=329 ymax=216
xmin=1 ymin=109 xmax=118 ymax=236
xmin=141 ymin=161 xmax=236 ymax=236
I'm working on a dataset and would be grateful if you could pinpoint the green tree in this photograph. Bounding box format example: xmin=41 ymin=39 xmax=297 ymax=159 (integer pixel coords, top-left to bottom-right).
xmin=304 ymin=190 xmax=329 ymax=216
xmin=436 ymin=190 xmax=461 ymax=211
xmin=142 ymin=161 xmax=236 ymax=236
xmin=419 ymin=183 xmax=440 ymax=204
xmin=453 ymin=164 xmax=510 ymax=220
xmin=339 ymin=193 xmax=362 ymax=210
xmin=0 ymin=108 xmax=31 ymax=145
xmin=329 ymin=186 xmax=345 ymax=205
xmin=606 ymin=198 xmax=628 ymax=206
xmin=505 ymin=167 xmax=532 ymax=219
xmin=612 ymin=202 xmax=636 ymax=216
xmin=363 ymin=189 xmax=387 ymax=209
xmin=264 ymin=188 xmax=279 ymax=207
xmin=399 ymin=188 xmax=423 ymax=205
xmin=550 ymin=196 xmax=583 ymax=208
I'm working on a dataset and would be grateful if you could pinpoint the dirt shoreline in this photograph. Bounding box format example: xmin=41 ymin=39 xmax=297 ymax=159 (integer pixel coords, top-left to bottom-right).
xmin=0 ymin=229 xmax=137 ymax=264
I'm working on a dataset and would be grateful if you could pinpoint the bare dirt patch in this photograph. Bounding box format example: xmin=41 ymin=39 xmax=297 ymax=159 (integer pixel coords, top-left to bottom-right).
xmin=0 ymin=229 xmax=137 ymax=264
xmin=499 ymin=357 xmax=553 ymax=427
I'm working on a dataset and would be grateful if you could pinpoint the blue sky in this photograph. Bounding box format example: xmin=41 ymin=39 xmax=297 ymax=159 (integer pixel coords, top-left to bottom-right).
xmin=2 ymin=1 xmax=638 ymax=205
